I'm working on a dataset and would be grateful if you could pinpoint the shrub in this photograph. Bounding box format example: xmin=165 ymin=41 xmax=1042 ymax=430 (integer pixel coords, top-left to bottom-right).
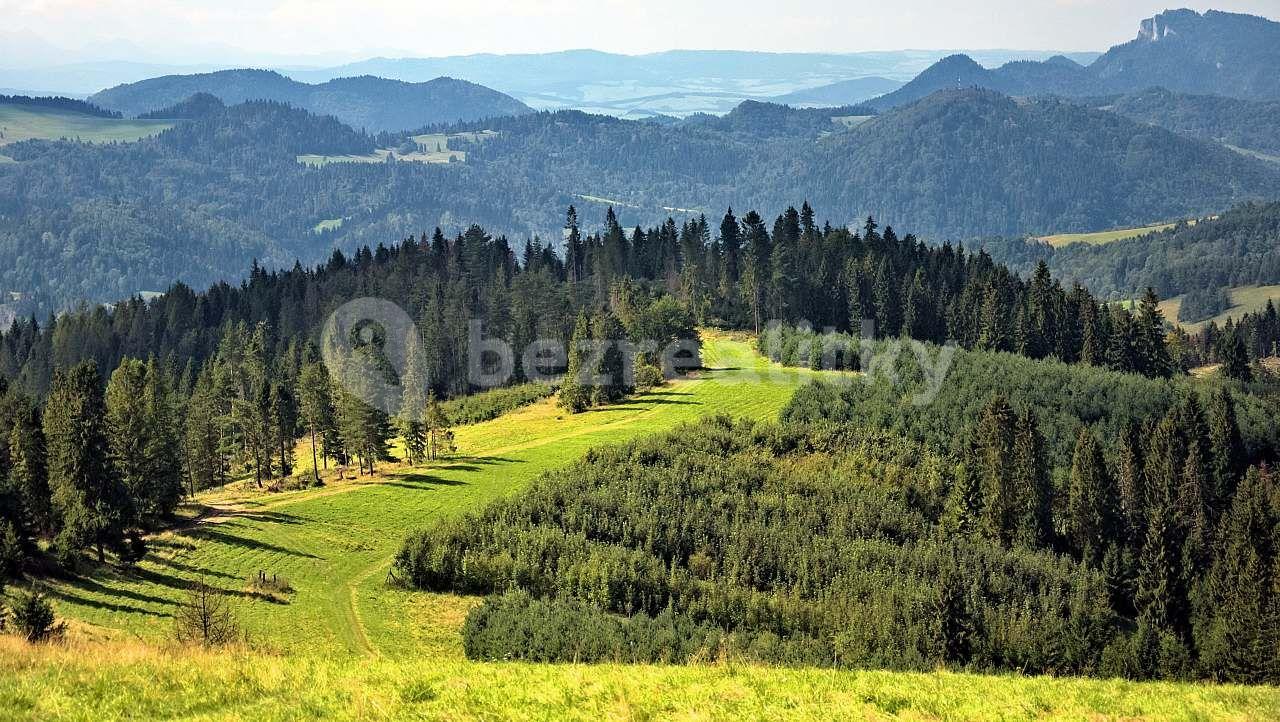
xmin=9 ymin=590 xmax=62 ymax=642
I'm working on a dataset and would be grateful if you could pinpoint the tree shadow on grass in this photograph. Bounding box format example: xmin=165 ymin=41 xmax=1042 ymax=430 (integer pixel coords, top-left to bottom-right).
xmin=150 ymin=556 xmax=240 ymax=581
xmin=233 ymin=510 xmax=307 ymax=526
xmin=382 ymin=472 xmax=469 ymax=489
xmin=189 ymin=527 xmax=321 ymax=559
xmin=51 ymin=575 xmax=177 ymax=609
xmin=43 ymin=586 xmax=169 ymax=617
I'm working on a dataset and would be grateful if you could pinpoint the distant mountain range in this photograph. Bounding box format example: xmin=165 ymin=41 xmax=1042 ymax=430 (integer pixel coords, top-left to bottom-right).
xmin=868 ymin=9 xmax=1280 ymax=109
xmin=87 ymin=70 xmax=533 ymax=132
xmin=1 ymin=49 xmax=1100 ymax=118
xmin=293 ymin=49 xmax=1100 ymax=117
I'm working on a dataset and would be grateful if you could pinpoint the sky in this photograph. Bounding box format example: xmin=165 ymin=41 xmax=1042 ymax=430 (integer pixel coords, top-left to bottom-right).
xmin=2 ymin=0 xmax=1278 ymax=66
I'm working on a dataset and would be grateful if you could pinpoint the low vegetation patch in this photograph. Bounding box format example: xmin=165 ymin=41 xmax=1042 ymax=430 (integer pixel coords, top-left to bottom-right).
xmin=441 ymin=383 xmax=554 ymax=426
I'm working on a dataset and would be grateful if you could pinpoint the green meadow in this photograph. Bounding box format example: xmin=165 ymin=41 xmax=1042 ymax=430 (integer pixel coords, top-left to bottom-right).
xmin=0 ymin=104 xmax=172 ymax=148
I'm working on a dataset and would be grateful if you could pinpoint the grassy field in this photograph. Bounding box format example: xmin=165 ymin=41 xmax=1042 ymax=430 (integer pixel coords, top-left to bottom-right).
xmin=1160 ymin=284 xmax=1280 ymax=332
xmin=3 ymin=332 xmax=1278 ymax=719
xmin=0 ymin=104 xmax=172 ymax=148
xmin=1036 ymin=220 xmax=1188 ymax=248
xmin=4 ymin=637 xmax=1278 ymax=722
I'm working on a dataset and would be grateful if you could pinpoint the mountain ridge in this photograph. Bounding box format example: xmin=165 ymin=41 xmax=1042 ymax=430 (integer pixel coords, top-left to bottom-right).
xmin=88 ymin=69 xmax=533 ymax=132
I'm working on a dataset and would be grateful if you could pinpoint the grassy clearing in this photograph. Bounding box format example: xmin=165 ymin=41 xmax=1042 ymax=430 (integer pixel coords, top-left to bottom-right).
xmin=831 ymin=114 xmax=874 ymax=128
xmin=1160 ymin=284 xmax=1280 ymax=332
xmin=1037 ymin=220 xmax=1193 ymax=248
xmin=0 ymin=104 xmax=172 ymax=147
xmin=312 ymin=218 xmax=344 ymax=233
xmin=2 ymin=637 xmax=1277 ymax=722
xmin=298 ymin=130 xmax=497 ymax=167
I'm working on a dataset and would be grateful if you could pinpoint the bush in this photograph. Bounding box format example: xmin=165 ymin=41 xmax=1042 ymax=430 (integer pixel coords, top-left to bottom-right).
xmin=442 ymin=383 xmax=554 ymax=426
xmin=633 ymin=362 xmax=665 ymax=390
xmin=9 ymin=590 xmax=62 ymax=642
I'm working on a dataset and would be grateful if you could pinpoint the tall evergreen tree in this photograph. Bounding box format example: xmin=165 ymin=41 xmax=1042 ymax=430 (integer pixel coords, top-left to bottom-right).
xmin=45 ymin=362 xmax=130 ymax=565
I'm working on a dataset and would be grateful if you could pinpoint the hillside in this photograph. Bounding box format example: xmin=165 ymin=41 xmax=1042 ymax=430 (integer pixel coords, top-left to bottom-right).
xmin=0 ymin=101 xmax=171 ymax=148
xmin=770 ymin=76 xmax=903 ymax=107
xmin=869 ymin=9 xmax=1280 ymax=109
xmin=805 ymin=88 xmax=1280 ymax=237
xmin=1100 ymin=87 xmax=1280 ymax=158
xmin=4 ymin=333 xmax=1280 ymax=716
xmin=88 ymin=70 xmax=533 ymax=132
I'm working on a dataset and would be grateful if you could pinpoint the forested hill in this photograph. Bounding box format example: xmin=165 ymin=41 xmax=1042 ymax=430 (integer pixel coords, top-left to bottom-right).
xmin=804 ymin=89 xmax=1280 ymax=236
xmin=1098 ymin=88 xmax=1280 ymax=158
xmin=982 ymin=201 xmax=1280 ymax=304
xmin=3 ymin=89 xmax=1278 ymax=316
xmin=868 ymin=9 xmax=1280 ymax=109
xmin=88 ymin=70 xmax=533 ymax=132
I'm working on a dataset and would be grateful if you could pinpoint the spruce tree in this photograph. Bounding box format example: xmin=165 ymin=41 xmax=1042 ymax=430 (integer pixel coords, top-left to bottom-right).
xmin=45 ymin=362 xmax=130 ymax=565
xmin=1067 ymin=427 xmax=1118 ymax=562
xmin=424 ymin=391 xmax=455 ymax=461
xmin=1205 ymin=387 xmax=1244 ymax=516
xmin=559 ymin=312 xmax=591 ymax=413
xmin=1011 ymin=408 xmax=1051 ymax=548
xmin=975 ymin=395 xmax=1018 ymax=545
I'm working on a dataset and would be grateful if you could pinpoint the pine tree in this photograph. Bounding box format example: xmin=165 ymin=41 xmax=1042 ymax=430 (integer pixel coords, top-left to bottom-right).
xmin=1115 ymin=422 xmax=1146 ymax=546
xmin=297 ymin=361 xmax=338 ymax=479
xmin=424 ymin=390 xmax=455 ymax=461
xmin=143 ymin=358 xmax=184 ymax=520
xmin=872 ymin=257 xmax=899 ymax=338
xmin=1011 ymin=408 xmax=1051 ymax=548
xmin=590 ymin=310 xmax=629 ymax=406
xmin=1066 ymin=427 xmax=1119 ymax=562
xmin=1135 ymin=288 xmax=1173 ymax=378
xmin=398 ymin=335 xmax=429 ymax=466
xmin=7 ymin=402 xmax=48 ymax=534
xmin=1205 ymin=387 xmax=1244 ymax=516
xmin=105 ymin=359 xmax=150 ymax=518
xmin=559 ymin=312 xmax=591 ymax=413
xmin=45 ymin=362 xmax=130 ymax=565
xmin=1217 ymin=326 xmax=1253 ymax=382
xmin=977 ymin=283 xmax=1006 ymax=352
xmin=975 ymin=395 xmax=1018 ymax=545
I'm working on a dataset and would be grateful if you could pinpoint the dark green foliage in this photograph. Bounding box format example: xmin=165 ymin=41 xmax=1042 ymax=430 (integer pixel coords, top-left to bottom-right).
xmin=440 ymin=384 xmax=553 ymax=426
xmin=43 ymin=362 xmax=131 ymax=565
xmin=7 ymin=588 xmax=61 ymax=642
xmin=1178 ymin=286 xmax=1232 ymax=323
xmin=400 ymin=417 xmax=1115 ymax=675
xmin=998 ymin=202 xmax=1280 ymax=306
xmin=9 ymin=83 xmax=1278 ymax=316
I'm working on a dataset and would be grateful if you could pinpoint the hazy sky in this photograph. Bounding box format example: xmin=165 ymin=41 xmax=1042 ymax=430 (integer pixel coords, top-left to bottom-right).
xmin=4 ymin=0 xmax=1278 ymax=64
